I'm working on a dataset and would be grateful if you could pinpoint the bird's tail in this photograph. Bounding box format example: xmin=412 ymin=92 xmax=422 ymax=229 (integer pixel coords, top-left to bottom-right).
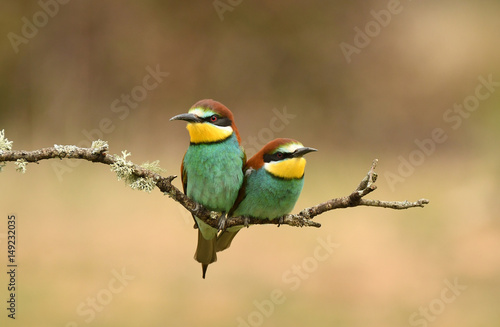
xmin=216 ymin=226 xmax=243 ymax=252
xmin=194 ymin=229 xmax=217 ymax=279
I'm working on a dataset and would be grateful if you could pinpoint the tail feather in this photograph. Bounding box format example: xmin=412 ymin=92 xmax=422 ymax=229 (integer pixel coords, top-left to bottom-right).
xmin=202 ymin=264 xmax=209 ymax=279
xmin=216 ymin=229 xmax=241 ymax=252
xmin=194 ymin=229 xmax=217 ymax=279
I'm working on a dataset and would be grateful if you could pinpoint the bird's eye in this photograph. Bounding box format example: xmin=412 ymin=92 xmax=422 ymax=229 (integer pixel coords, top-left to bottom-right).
xmin=210 ymin=115 xmax=218 ymax=122
xmin=275 ymin=152 xmax=283 ymax=159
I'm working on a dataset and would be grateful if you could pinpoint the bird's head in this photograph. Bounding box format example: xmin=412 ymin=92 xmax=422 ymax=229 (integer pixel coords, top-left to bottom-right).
xmin=247 ymin=138 xmax=317 ymax=179
xmin=170 ymin=99 xmax=241 ymax=144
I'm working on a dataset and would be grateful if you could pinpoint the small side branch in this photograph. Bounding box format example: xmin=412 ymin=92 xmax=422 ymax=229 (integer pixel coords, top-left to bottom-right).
xmin=359 ymin=198 xmax=429 ymax=209
xmin=0 ymin=143 xmax=429 ymax=229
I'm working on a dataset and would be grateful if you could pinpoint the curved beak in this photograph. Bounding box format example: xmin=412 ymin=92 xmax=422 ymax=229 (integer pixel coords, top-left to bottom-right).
xmin=169 ymin=113 xmax=203 ymax=123
xmin=292 ymin=147 xmax=318 ymax=158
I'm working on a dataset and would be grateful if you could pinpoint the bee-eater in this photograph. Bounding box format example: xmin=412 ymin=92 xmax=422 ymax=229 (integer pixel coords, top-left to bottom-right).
xmin=170 ymin=99 xmax=245 ymax=279
xmin=216 ymin=138 xmax=316 ymax=252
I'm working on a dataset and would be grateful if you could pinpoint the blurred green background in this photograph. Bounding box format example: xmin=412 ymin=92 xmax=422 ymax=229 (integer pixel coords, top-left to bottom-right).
xmin=1 ymin=1 xmax=499 ymax=326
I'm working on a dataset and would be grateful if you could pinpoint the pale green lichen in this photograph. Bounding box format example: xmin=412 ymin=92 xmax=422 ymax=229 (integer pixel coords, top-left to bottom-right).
xmin=15 ymin=158 xmax=27 ymax=174
xmin=0 ymin=130 xmax=13 ymax=172
xmin=110 ymin=150 xmax=135 ymax=181
xmin=129 ymin=176 xmax=156 ymax=192
xmin=54 ymin=144 xmax=78 ymax=156
xmin=91 ymin=139 xmax=108 ymax=154
xmin=0 ymin=129 xmax=13 ymax=152
xmin=140 ymin=160 xmax=165 ymax=174
xmin=110 ymin=150 xmax=157 ymax=193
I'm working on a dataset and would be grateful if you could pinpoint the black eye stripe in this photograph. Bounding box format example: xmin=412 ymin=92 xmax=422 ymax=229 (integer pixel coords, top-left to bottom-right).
xmin=263 ymin=151 xmax=294 ymax=163
xmin=202 ymin=115 xmax=232 ymax=127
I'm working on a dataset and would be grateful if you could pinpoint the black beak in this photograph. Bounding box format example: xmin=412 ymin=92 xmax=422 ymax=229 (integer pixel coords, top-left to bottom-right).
xmin=292 ymin=147 xmax=318 ymax=158
xmin=169 ymin=113 xmax=203 ymax=123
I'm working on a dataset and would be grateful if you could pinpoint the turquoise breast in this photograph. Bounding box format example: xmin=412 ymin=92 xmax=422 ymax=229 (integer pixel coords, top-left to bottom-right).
xmin=233 ymin=168 xmax=304 ymax=219
xmin=183 ymin=134 xmax=244 ymax=212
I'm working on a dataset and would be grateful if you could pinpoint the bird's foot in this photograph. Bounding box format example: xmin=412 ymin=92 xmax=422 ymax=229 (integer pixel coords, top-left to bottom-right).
xmin=244 ymin=217 xmax=250 ymax=228
xmin=217 ymin=213 xmax=227 ymax=231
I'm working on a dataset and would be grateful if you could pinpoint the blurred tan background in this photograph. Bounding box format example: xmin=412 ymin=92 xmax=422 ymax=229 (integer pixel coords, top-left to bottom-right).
xmin=1 ymin=1 xmax=499 ymax=326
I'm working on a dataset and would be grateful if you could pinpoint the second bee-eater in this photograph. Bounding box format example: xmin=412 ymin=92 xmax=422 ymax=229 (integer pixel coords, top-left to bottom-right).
xmin=170 ymin=99 xmax=245 ymax=278
xmin=216 ymin=138 xmax=316 ymax=252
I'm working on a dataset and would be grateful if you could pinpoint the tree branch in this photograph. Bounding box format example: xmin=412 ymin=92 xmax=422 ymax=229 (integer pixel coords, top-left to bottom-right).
xmin=0 ymin=141 xmax=429 ymax=229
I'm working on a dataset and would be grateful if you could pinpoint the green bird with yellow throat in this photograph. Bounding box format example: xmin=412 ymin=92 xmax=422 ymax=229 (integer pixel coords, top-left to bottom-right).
xmin=217 ymin=138 xmax=316 ymax=252
xmin=170 ymin=99 xmax=245 ymax=278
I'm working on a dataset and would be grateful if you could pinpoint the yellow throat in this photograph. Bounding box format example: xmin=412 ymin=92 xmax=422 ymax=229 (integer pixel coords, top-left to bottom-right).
xmin=186 ymin=123 xmax=233 ymax=144
xmin=265 ymin=157 xmax=306 ymax=179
